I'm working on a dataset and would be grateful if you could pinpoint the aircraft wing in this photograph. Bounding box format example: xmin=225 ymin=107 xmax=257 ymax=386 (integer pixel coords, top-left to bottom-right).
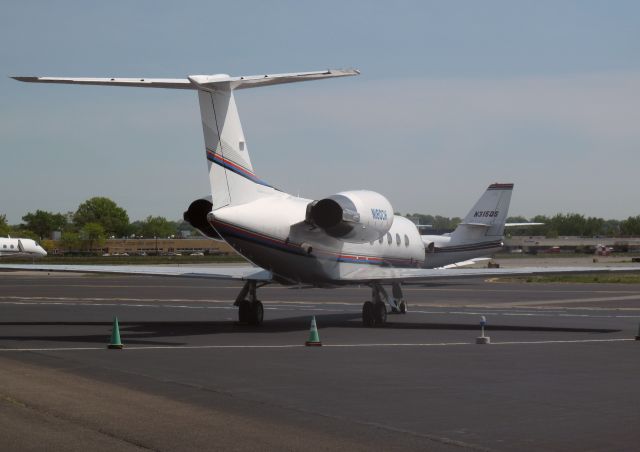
xmin=1 ymin=262 xmax=637 ymax=284
xmin=439 ymin=258 xmax=490 ymax=269
xmin=340 ymin=265 xmax=640 ymax=283
xmin=0 ymin=264 xmax=272 ymax=281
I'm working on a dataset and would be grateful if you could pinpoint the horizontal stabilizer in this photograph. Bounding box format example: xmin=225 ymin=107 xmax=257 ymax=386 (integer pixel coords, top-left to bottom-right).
xmin=12 ymin=69 xmax=359 ymax=91
xmin=505 ymin=222 xmax=545 ymax=227
xmin=458 ymin=222 xmax=492 ymax=228
xmin=12 ymin=76 xmax=193 ymax=89
xmin=458 ymin=221 xmax=543 ymax=228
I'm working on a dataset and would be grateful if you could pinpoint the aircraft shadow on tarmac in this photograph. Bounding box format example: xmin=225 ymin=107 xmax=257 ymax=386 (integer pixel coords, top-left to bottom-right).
xmin=0 ymin=313 xmax=621 ymax=346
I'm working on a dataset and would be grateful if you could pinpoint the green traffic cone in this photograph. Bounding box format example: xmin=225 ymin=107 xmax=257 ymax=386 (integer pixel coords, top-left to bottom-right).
xmin=305 ymin=316 xmax=322 ymax=346
xmin=108 ymin=316 xmax=123 ymax=349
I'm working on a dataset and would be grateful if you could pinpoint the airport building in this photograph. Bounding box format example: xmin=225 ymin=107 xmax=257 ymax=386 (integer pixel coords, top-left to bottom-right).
xmin=43 ymin=236 xmax=640 ymax=256
xmin=47 ymin=238 xmax=236 ymax=256
xmin=105 ymin=238 xmax=235 ymax=255
xmin=504 ymin=236 xmax=640 ymax=253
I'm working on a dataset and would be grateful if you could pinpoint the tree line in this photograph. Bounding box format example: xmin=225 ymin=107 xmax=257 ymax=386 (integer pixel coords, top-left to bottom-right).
xmin=405 ymin=212 xmax=640 ymax=237
xmin=1 ymin=197 xmax=195 ymax=252
xmin=3 ymin=198 xmax=640 ymax=251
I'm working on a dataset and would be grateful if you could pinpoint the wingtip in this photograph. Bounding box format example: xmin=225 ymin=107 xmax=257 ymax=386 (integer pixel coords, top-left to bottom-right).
xmin=488 ymin=183 xmax=515 ymax=190
xmin=329 ymin=68 xmax=360 ymax=76
xmin=11 ymin=76 xmax=38 ymax=82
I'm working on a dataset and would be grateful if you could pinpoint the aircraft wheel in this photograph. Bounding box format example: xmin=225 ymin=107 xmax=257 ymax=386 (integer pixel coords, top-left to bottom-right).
xmin=362 ymin=301 xmax=375 ymax=327
xmin=374 ymin=302 xmax=387 ymax=325
xmin=248 ymin=300 xmax=264 ymax=326
xmin=238 ymin=300 xmax=250 ymax=323
xmin=399 ymin=300 xmax=407 ymax=314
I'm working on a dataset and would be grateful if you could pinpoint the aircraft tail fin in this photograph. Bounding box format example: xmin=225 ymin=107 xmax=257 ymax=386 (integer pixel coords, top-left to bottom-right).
xmin=189 ymin=70 xmax=358 ymax=209
xmin=449 ymin=183 xmax=513 ymax=244
xmin=195 ymin=87 xmax=267 ymax=209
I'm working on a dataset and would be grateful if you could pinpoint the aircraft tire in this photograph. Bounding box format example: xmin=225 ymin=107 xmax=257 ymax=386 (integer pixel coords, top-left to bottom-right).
xmin=373 ymin=302 xmax=387 ymax=325
xmin=238 ymin=300 xmax=250 ymax=323
xmin=362 ymin=301 xmax=375 ymax=327
xmin=248 ymin=300 xmax=264 ymax=326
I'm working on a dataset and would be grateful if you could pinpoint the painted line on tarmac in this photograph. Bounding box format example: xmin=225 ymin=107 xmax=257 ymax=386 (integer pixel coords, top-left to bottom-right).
xmin=488 ymin=294 xmax=640 ymax=307
xmin=404 ymin=287 xmax=640 ymax=294
xmin=325 ymin=338 xmax=635 ymax=347
xmin=3 ymin=298 xmax=640 ymax=318
xmin=0 ymin=296 xmax=360 ymax=306
xmin=5 ymin=295 xmax=640 ymax=312
xmin=0 ymin=301 xmax=345 ymax=313
xmin=409 ymin=309 xmax=640 ymax=319
xmin=488 ymin=338 xmax=635 ymax=345
xmin=0 ymin=338 xmax=633 ymax=352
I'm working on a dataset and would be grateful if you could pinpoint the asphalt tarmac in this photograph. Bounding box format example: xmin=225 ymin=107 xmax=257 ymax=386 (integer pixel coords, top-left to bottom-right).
xmin=0 ymin=271 xmax=639 ymax=451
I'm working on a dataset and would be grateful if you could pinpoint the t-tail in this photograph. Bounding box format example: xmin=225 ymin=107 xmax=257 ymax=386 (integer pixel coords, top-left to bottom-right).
xmin=12 ymin=69 xmax=359 ymax=210
xmin=449 ymin=183 xmax=513 ymax=245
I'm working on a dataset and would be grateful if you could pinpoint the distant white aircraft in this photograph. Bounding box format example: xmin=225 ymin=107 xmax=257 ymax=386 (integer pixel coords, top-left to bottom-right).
xmin=0 ymin=236 xmax=47 ymax=258
xmin=6 ymin=70 xmax=638 ymax=326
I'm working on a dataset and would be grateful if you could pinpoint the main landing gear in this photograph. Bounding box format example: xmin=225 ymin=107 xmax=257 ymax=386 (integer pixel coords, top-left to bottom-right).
xmin=362 ymin=282 xmax=406 ymax=327
xmin=235 ymin=280 xmax=267 ymax=325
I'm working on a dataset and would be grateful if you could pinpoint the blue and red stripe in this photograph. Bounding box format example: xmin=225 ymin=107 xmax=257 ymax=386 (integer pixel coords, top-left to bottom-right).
xmin=206 ymin=149 xmax=272 ymax=187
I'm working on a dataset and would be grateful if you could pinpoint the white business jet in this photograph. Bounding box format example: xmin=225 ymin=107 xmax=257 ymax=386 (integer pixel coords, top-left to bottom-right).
xmin=6 ymin=70 xmax=638 ymax=326
xmin=0 ymin=236 xmax=47 ymax=258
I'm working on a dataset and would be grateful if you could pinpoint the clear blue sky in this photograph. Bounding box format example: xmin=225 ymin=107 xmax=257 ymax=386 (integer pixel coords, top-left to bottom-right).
xmin=2 ymin=0 xmax=639 ymax=223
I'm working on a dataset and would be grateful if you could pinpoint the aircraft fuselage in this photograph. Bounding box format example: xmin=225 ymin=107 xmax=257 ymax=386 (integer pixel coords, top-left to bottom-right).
xmin=207 ymin=194 xmax=501 ymax=285
xmin=0 ymin=237 xmax=47 ymax=258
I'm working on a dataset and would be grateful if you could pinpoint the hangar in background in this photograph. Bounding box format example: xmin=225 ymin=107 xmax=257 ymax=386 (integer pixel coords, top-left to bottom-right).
xmin=47 ymin=238 xmax=235 ymax=256
xmin=504 ymin=236 xmax=640 ymax=253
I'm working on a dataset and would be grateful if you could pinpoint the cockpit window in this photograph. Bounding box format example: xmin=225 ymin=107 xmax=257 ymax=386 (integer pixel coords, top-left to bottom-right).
xmin=404 ymin=235 xmax=409 ymax=246
xmin=395 ymin=233 xmax=401 ymax=246
xmin=386 ymin=233 xmax=392 ymax=245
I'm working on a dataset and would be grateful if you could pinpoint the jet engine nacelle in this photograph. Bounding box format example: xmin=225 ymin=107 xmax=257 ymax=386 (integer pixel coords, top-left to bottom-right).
xmin=306 ymin=190 xmax=394 ymax=243
xmin=183 ymin=197 xmax=221 ymax=240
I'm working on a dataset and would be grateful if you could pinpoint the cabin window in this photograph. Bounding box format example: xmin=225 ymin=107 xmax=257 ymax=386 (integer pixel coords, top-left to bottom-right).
xmin=404 ymin=234 xmax=409 ymax=246
xmin=10 ymin=244 xmax=14 ymax=249
xmin=386 ymin=233 xmax=392 ymax=245
xmin=395 ymin=233 xmax=401 ymax=246
xmin=2 ymin=245 xmax=6 ymax=249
